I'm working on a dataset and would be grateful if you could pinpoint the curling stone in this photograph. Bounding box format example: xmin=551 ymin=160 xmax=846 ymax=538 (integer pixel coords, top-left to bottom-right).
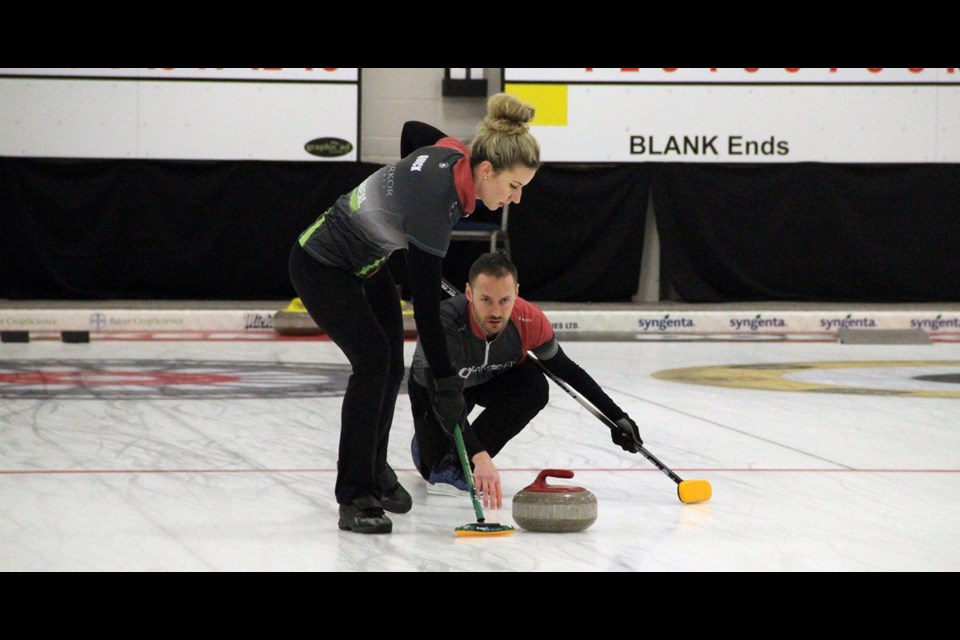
xmin=273 ymin=298 xmax=323 ymax=336
xmin=274 ymin=298 xmax=418 ymax=338
xmin=512 ymin=469 xmax=597 ymax=533
xmin=401 ymin=300 xmax=418 ymax=338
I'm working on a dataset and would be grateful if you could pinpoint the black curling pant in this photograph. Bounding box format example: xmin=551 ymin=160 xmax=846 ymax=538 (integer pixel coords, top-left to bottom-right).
xmin=289 ymin=244 xmax=405 ymax=506
xmin=409 ymin=358 xmax=549 ymax=479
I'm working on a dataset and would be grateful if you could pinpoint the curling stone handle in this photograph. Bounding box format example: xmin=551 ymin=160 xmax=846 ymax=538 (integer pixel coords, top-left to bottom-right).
xmin=533 ymin=469 xmax=575 ymax=489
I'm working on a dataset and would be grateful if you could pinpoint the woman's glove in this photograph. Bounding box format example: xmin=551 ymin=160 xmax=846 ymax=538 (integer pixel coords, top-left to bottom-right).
xmin=430 ymin=375 xmax=466 ymax=435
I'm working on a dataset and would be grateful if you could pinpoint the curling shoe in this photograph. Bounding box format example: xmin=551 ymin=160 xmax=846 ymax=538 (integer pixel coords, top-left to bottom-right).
xmin=379 ymin=464 xmax=412 ymax=514
xmin=427 ymin=451 xmax=470 ymax=497
xmin=338 ymin=496 xmax=393 ymax=534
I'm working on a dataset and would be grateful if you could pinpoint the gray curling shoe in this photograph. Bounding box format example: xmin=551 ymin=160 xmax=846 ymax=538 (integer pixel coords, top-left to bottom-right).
xmin=338 ymin=496 xmax=393 ymax=534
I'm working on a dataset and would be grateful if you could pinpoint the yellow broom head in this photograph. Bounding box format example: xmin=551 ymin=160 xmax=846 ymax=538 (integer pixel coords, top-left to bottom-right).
xmin=455 ymin=522 xmax=515 ymax=537
xmin=678 ymin=480 xmax=713 ymax=504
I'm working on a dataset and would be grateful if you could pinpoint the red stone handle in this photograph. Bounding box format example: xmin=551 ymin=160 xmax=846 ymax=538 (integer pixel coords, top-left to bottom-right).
xmin=526 ymin=469 xmax=583 ymax=493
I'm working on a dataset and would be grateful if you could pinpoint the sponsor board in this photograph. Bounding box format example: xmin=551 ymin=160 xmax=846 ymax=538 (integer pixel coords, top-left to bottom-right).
xmin=3 ymin=308 xmax=958 ymax=341
xmin=539 ymin=310 xmax=960 ymax=339
xmin=504 ymin=68 xmax=960 ymax=163
xmin=0 ymin=310 xmax=277 ymax=333
xmin=0 ymin=68 xmax=357 ymax=82
xmin=505 ymin=68 xmax=959 ymax=83
xmin=0 ymin=68 xmax=359 ymax=161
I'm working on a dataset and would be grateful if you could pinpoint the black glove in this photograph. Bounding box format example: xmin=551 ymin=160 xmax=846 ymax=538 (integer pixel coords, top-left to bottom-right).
xmin=612 ymin=415 xmax=643 ymax=453
xmin=430 ymin=375 xmax=466 ymax=436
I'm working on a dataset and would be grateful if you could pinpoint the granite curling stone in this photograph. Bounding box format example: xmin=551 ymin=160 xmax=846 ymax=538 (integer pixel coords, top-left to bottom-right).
xmin=512 ymin=469 xmax=598 ymax=533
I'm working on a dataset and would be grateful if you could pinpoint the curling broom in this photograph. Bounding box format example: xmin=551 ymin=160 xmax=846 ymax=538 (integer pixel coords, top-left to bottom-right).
xmin=452 ymin=424 xmax=515 ymax=537
xmin=526 ymin=350 xmax=712 ymax=504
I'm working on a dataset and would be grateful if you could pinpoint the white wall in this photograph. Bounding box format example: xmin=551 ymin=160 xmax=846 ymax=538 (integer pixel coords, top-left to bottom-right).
xmin=360 ymin=68 xmax=502 ymax=164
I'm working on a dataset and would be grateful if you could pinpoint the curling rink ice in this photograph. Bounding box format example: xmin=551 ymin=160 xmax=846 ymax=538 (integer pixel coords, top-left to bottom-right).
xmin=2 ymin=336 xmax=960 ymax=572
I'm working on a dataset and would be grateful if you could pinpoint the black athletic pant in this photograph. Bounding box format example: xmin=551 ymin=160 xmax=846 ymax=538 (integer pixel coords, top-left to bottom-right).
xmin=408 ymin=358 xmax=550 ymax=479
xmin=289 ymin=244 xmax=405 ymax=506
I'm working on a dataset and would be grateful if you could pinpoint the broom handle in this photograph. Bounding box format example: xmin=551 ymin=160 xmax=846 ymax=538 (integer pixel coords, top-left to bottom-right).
xmin=524 ymin=350 xmax=686 ymax=487
xmin=453 ymin=424 xmax=486 ymax=523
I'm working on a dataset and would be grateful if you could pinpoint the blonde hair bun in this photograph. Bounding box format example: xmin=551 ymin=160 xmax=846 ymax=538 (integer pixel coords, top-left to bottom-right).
xmin=483 ymin=93 xmax=536 ymax=135
xmin=471 ymin=92 xmax=541 ymax=171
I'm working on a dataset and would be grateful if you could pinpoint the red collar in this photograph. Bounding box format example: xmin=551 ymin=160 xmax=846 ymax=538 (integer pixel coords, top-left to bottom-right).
xmin=467 ymin=301 xmax=485 ymax=339
xmin=435 ymin=136 xmax=476 ymax=215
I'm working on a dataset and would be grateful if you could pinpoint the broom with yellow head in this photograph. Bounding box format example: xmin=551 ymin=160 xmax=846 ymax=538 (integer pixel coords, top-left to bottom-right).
xmin=452 ymin=424 xmax=515 ymax=537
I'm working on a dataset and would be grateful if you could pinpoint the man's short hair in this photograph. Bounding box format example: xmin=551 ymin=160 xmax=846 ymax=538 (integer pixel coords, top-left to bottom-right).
xmin=469 ymin=252 xmax=518 ymax=287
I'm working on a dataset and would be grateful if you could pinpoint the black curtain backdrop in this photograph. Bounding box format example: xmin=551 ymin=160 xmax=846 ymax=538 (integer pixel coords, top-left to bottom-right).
xmin=0 ymin=158 xmax=380 ymax=300
xmin=505 ymin=164 xmax=650 ymax=302
xmin=654 ymin=163 xmax=960 ymax=302
xmin=2 ymin=158 xmax=958 ymax=303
